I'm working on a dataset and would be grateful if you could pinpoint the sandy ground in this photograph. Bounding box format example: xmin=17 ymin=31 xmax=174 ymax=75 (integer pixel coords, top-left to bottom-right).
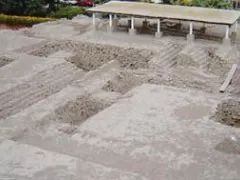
xmin=0 ymin=15 xmax=240 ymax=180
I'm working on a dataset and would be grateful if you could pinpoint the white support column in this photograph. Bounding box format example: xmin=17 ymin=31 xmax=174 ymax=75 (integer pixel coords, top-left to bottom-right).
xmin=223 ymin=25 xmax=231 ymax=46
xmin=131 ymin=16 xmax=134 ymax=30
xmin=129 ymin=16 xmax=136 ymax=35
xmin=92 ymin=13 xmax=96 ymax=26
xmin=109 ymin=14 xmax=113 ymax=28
xmin=157 ymin=19 xmax=161 ymax=33
xmin=187 ymin=21 xmax=194 ymax=43
xmin=155 ymin=19 xmax=163 ymax=38
xmin=225 ymin=25 xmax=230 ymax=39
xmin=189 ymin=22 xmax=193 ymax=35
xmin=234 ymin=21 xmax=238 ymax=32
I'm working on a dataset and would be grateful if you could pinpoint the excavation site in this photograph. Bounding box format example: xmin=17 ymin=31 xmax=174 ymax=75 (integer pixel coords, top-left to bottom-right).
xmin=0 ymin=8 xmax=240 ymax=180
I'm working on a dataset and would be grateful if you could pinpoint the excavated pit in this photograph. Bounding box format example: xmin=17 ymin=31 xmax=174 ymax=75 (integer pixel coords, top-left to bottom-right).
xmin=28 ymin=41 xmax=153 ymax=71
xmin=66 ymin=44 xmax=152 ymax=71
xmin=50 ymin=95 xmax=112 ymax=126
xmin=214 ymin=99 xmax=240 ymax=127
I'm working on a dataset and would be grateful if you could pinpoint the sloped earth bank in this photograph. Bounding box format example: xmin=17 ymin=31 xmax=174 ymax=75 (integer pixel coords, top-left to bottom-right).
xmin=214 ymin=99 xmax=240 ymax=127
xmin=102 ymin=68 xmax=218 ymax=95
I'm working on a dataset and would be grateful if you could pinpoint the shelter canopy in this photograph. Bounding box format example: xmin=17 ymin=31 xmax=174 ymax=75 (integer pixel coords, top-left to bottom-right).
xmin=89 ymin=1 xmax=240 ymax=25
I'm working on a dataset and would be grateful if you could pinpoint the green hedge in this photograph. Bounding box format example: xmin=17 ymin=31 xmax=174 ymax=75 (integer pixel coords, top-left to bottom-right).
xmin=0 ymin=14 xmax=55 ymax=26
xmin=50 ymin=6 xmax=86 ymax=19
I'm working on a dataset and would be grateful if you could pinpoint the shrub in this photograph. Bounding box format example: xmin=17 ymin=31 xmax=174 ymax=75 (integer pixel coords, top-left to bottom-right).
xmin=171 ymin=0 xmax=193 ymax=6
xmin=50 ymin=6 xmax=86 ymax=19
xmin=192 ymin=0 xmax=231 ymax=9
xmin=0 ymin=14 xmax=55 ymax=26
xmin=171 ymin=0 xmax=231 ymax=8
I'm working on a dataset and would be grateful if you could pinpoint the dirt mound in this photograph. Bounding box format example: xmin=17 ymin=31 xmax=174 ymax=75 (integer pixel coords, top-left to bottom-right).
xmin=102 ymin=71 xmax=142 ymax=94
xmin=51 ymin=95 xmax=111 ymax=125
xmin=214 ymin=99 xmax=240 ymax=127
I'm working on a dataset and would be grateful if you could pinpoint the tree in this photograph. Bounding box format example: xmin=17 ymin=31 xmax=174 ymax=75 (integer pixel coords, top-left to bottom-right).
xmin=171 ymin=0 xmax=192 ymax=6
xmin=162 ymin=0 xmax=172 ymax=4
xmin=44 ymin=0 xmax=59 ymax=13
xmin=0 ymin=0 xmax=46 ymax=16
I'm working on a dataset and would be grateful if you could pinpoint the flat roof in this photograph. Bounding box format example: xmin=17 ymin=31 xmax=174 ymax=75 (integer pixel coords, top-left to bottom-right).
xmin=89 ymin=1 xmax=240 ymax=25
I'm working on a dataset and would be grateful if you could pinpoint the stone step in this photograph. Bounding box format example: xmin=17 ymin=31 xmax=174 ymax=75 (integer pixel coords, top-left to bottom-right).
xmin=0 ymin=54 xmax=65 ymax=94
xmin=157 ymin=44 xmax=183 ymax=69
xmin=0 ymin=60 xmax=121 ymax=138
xmin=159 ymin=46 xmax=178 ymax=60
xmin=215 ymin=46 xmax=232 ymax=60
xmin=0 ymin=62 xmax=79 ymax=103
xmin=0 ymin=63 xmax=84 ymax=119
xmin=180 ymin=45 xmax=209 ymax=68
xmin=0 ymin=62 xmax=79 ymax=104
xmin=194 ymin=52 xmax=208 ymax=64
xmin=0 ymin=71 xmax=84 ymax=120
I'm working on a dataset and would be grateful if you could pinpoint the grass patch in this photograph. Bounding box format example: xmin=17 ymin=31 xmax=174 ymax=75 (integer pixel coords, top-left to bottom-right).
xmin=0 ymin=14 xmax=55 ymax=26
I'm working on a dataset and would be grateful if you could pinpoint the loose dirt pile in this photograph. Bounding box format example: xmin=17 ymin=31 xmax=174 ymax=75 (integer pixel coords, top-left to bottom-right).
xmin=214 ymin=99 xmax=240 ymax=127
xmin=0 ymin=56 xmax=14 ymax=67
xmin=51 ymin=95 xmax=112 ymax=125
xmin=29 ymin=40 xmax=79 ymax=57
xmin=102 ymin=71 xmax=143 ymax=94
